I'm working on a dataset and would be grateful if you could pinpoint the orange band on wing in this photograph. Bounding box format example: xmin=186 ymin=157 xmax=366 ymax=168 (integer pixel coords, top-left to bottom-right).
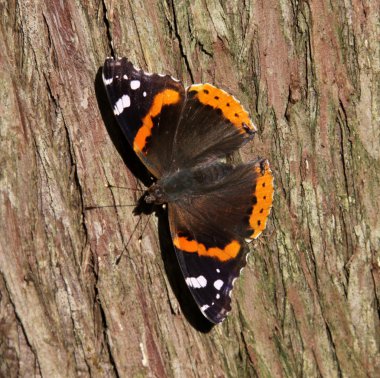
xmin=134 ymin=89 xmax=181 ymax=153
xmin=188 ymin=84 xmax=256 ymax=133
xmin=173 ymin=236 xmax=241 ymax=262
xmin=249 ymin=161 xmax=274 ymax=239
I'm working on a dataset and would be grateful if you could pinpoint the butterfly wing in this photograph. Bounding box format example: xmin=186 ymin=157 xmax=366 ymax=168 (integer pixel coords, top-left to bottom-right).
xmin=168 ymin=160 xmax=274 ymax=323
xmin=170 ymin=83 xmax=257 ymax=170
xmin=102 ymin=57 xmax=186 ymax=178
xmin=103 ymin=59 xmax=257 ymax=176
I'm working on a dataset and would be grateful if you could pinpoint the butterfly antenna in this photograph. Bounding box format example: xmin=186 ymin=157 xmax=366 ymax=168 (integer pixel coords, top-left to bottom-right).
xmin=85 ymin=183 xmax=145 ymax=210
xmin=138 ymin=213 xmax=153 ymax=242
xmin=115 ymin=215 xmax=144 ymax=265
xmin=115 ymin=212 xmax=153 ymax=265
xmin=105 ymin=183 xmax=145 ymax=192
xmin=85 ymin=204 xmax=137 ymax=210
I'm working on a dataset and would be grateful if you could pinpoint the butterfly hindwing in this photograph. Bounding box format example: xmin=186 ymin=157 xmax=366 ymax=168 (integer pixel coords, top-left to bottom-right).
xmin=102 ymin=57 xmax=186 ymax=177
xmin=169 ymin=230 xmax=248 ymax=324
xmin=168 ymin=160 xmax=274 ymax=323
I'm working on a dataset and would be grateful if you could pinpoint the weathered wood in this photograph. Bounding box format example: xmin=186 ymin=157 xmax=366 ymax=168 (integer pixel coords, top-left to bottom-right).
xmin=0 ymin=0 xmax=378 ymax=377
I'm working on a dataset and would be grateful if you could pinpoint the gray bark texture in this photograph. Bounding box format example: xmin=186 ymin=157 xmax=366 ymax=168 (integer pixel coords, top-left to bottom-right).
xmin=0 ymin=0 xmax=379 ymax=377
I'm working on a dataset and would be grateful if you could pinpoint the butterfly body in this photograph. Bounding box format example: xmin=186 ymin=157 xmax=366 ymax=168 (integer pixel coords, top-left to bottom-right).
xmin=146 ymin=162 xmax=237 ymax=204
xmin=102 ymin=57 xmax=274 ymax=324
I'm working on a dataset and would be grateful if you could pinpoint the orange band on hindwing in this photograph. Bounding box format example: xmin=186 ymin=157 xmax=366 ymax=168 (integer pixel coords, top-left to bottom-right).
xmin=173 ymin=236 xmax=241 ymax=262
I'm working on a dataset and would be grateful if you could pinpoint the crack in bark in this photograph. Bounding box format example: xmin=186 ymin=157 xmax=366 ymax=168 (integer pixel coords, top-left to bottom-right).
xmin=289 ymin=304 xmax=304 ymax=377
xmin=369 ymin=260 xmax=380 ymax=327
xmin=42 ymin=11 xmax=59 ymax=68
xmin=324 ymin=319 xmax=343 ymax=378
xmin=102 ymin=0 xmax=115 ymax=57
xmin=1 ymin=272 xmax=42 ymax=375
xmin=170 ymin=0 xmax=194 ymax=83
xmin=340 ymin=206 xmax=352 ymax=289
xmin=94 ymin=277 xmax=120 ymax=378
xmin=61 ymin=111 xmax=90 ymax=266
xmin=337 ymin=101 xmax=352 ymax=200
xmin=43 ymin=73 xmax=90 ymax=270
xmin=197 ymin=39 xmax=213 ymax=58
xmin=239 ymin=330 xmax=258 ymax=376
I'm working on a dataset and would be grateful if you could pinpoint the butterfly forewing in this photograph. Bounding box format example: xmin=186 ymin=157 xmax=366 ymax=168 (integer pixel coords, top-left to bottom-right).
xmin=102 ymin=58 xmax=186 ymax=177
xmin=170 ymin=84 xmax=256 ymax=170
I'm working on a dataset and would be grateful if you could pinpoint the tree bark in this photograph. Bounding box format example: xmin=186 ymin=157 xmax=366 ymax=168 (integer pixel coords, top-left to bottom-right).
xmin=0 ymin=0 xmax=378 ymax=377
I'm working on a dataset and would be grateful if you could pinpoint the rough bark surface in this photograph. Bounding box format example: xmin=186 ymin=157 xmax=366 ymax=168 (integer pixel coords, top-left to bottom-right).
xmin=0 ymin=0 xmax=379 ymax=377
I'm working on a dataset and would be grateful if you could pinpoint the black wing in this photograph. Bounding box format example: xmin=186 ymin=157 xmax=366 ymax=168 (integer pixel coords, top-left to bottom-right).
xmin=102 ymin=57 xmax=186 ymax=178
xmin=168 ymin=83 xmax=257 ymax=170
xmin=169 ymin=160 xmax=274 ymax=323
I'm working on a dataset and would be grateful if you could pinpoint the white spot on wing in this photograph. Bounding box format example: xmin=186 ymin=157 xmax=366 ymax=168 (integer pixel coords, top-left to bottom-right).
xmin=216 ymin=294 xmax=220 ymax=299
xmin=197 ymin=276 xmax=207 ymax=287
xmin=102 ymin=72 xmax=113 ymax=85
xmin=123 ymin=74 xmax=128 ymax=80
xmin=114 ymin=95 xmax=131 ymax=115
xmin=122 ymin=94 xmax=131 ymax=108
xmin=216 ymin=268 xmax=220 ymax=273
xmin=143 ymin=91 xmax=147 ymax=97
xmin=200 ymin=304 xmax=209 ymax=312
xmin=130 ymin=80 xmax=141 ymax=90
xmin=186 ymin=275 xmax=207 ymax=288
xmin=185 ymin=277 xmax=195 ymax=288
xmin=104 ymin=77 xmax=113 ymax=85
xmin=214 ymin=279 xmax=224 ymax=290
xmin=114 ymin=99 xmax=123 ymax=115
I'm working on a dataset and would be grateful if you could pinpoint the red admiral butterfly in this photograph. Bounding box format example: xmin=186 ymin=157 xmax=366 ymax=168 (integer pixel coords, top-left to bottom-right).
xmin=102 ymin=57 xmax=274 ymax=324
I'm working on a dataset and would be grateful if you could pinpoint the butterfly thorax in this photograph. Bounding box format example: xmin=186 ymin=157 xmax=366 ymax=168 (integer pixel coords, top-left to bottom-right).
xmin=145 ymin=163 xmax=234 ymax=205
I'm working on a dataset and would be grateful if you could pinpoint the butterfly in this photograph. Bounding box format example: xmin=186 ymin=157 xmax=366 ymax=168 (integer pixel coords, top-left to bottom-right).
xmin=102 ymin=57 xmax=274 ymax=324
